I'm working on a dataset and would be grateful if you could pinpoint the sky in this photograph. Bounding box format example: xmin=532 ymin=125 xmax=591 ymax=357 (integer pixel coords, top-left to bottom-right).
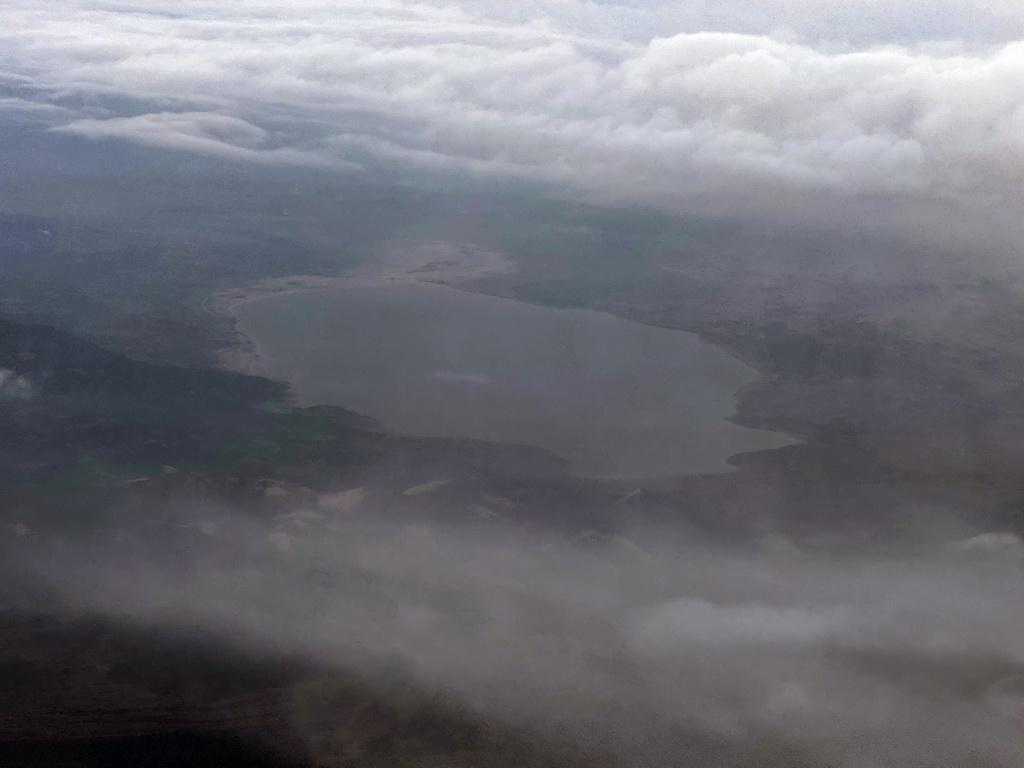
xmin=1 ymin=0 xmax=1023 ymax=256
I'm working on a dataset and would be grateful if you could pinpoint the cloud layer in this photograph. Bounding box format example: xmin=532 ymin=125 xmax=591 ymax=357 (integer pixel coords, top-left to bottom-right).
xmin=2 ymin=0 xmax=1023 ymax=226
xmin=27 ymin=515 xmax=1024 ymax=767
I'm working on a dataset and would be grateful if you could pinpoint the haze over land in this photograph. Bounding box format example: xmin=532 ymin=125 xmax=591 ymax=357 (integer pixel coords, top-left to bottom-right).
xmin=3 ymin=0 xmax=1024 ymax=766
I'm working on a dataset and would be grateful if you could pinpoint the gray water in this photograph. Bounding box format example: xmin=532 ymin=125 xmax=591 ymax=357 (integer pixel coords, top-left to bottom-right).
xmin=231 ymin=280 xmax=795 ymax=478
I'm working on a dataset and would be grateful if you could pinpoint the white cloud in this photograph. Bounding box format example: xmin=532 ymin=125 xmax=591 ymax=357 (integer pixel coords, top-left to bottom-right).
xmin=633 ymin=598 xmax=852 ymax=650
xmin=0 ymin=97 xmax=68 ymax=114
xmin=0 ymin=369 xmax=32 ymax=400
xmin=51 ymin=111 xmax=354 ymax=167
xmin=2 ymin=0 xmax=1023 ymax=231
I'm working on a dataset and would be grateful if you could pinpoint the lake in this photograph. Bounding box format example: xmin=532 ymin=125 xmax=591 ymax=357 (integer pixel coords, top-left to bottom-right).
xmin=229 ymin=279 xmax=795 ymax=478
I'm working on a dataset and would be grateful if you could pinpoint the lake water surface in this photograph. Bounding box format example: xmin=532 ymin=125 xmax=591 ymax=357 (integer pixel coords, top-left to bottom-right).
xmin=230 ymin=280 xmax=795 ymax=478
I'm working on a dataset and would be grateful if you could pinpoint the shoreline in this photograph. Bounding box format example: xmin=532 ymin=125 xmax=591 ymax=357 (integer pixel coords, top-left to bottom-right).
xmin=209 ymin=276 xmax=500 ymax=378
xmin=205 ymin=272 xmax=800 ymax=481
xmin=205 ymin=238 xmax=520 ymax=378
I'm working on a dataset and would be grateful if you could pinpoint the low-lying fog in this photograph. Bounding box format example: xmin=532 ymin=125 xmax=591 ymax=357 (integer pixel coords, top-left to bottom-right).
xmin=230 ymin=280 xmax=795 ymax=478
xmin=22 ymin=512 xmax=1024 ymax=767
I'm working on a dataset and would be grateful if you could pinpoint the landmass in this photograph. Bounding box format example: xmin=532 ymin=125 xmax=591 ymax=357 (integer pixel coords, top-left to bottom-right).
xmin=3 ymin=197 xmax=1024 ymax=765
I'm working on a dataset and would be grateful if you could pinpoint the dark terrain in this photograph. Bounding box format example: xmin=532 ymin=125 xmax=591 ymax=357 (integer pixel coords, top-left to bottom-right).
xmin=0 ymin=316 xmax=616 ymax=767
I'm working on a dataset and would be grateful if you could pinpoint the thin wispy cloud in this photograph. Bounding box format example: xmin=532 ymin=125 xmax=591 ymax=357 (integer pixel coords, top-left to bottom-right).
xmin=52 ymin=111 xmax=357 ymax=167
xmin=28 ymin=516 xmax=1024 ymax=767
